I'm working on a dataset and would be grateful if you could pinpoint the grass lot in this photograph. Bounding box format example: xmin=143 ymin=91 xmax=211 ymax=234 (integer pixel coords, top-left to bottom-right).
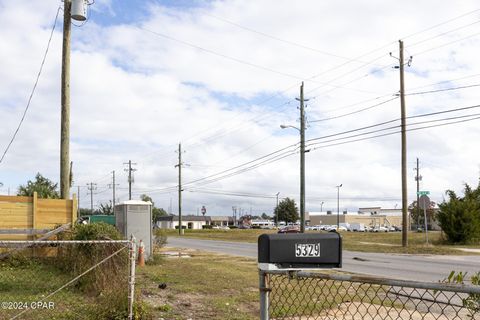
xmin=165 ymin=229 xmax=480 ymax=255
xmin=137 ymin=249 xmax=260 ymax=319
xmin=0 ymin=259 xmax=101 ymax=320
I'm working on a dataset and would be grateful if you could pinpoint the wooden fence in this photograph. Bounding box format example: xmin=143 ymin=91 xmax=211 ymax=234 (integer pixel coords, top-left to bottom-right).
xmin=0 ymin=192 xmax=77 ymax=240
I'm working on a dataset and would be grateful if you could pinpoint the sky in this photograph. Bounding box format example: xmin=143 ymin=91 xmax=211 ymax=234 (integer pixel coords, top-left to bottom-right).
xmin=1 ymin=0 xmax=480 ymax=216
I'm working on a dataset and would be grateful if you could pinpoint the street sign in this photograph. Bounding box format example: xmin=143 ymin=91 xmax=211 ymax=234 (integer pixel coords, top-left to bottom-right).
xmin=419 ymin=195 xmax=431 ymax=210
xmin=417 ymin=191 xmax=430 ymax=196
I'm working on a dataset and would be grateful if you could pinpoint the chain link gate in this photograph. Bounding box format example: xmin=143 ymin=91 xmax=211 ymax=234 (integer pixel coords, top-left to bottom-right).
xmin=0 ymin=239 xmax=136 ymax=320
xmin=259 ymin=270 xmax=480 ymax=320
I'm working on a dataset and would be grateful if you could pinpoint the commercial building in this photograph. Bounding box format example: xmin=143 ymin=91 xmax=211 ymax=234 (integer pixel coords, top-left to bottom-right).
xmin=309 ymin=207 xmax=407 ymax=229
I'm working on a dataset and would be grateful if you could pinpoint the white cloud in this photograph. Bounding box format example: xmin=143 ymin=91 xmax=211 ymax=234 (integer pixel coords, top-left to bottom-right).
xmin=1 ymin=0 xmax=480 ymax=214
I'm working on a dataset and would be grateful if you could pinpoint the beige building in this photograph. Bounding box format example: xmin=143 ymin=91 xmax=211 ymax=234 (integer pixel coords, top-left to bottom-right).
xmin=309 ymin=207 xmax=407 ymax=228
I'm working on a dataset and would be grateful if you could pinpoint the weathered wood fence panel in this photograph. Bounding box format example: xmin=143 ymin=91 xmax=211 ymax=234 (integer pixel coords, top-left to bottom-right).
xmin=0 ymin=192 xmax=77 ymax=240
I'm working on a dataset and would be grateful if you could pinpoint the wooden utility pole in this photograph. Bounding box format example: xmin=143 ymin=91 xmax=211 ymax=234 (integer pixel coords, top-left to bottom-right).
xmin=297 ymin=82 xmax=307 ymax=233
xmin=109 ymin=170 xmax=119 ymax=208
xmin=87 ymin=182 xmax=97 ymax=212
xmin=124 ymin=160 xmax=137 ymax=200
xmin=175 ymin=144 xmax=183 ymax=235
xmin=60 ymin=0 xmax=72 ymax=199
xmin=399 ymin=40 xmax=408 ymax=247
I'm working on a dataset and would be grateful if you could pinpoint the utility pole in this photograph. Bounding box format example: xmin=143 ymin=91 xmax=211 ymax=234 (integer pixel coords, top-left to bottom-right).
xmin=336 ymin=184 xmax=342 ymax=228
xmin=399 ymin=40 xmax=408 ymax=247
xmin=295 ymin=82 xmax=308 ymax=233
xmin=77 ymin=185 xmax=80 ymax=211
xmin=232 ymin=206 xmax=236 ymax=226
xmin=415 ymin=158 xmax=422 ymax=228
xmin=60 ymin=0 xmax=72 ymax=199
xmin=175 ymin=143 xmax=183 ymax=235
xmin=108 ymin=170 xmax=119 ymax=209
xmin=124 ymin=160 xmax=137 ymax=200
xmin=275 ymin=192 xmax=280 ymax=226
xmin=87 ymin=182 xmax=97 ymax=212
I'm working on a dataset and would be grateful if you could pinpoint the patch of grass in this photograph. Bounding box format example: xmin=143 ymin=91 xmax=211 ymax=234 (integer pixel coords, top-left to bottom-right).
xmin=137 ymin=250 xmax=260 ymax=319
xmin=164 ymin=229 xmax=479 ymax=255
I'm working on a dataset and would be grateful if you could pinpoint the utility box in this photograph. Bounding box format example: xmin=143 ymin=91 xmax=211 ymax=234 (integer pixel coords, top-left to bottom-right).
xmin=115 ymin=200 xmax=153 ymax=259
xmin=258 ymin=233 xmax=342 ymax=270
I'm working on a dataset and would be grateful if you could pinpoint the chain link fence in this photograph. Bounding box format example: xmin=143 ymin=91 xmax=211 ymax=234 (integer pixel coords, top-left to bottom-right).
xmin=260 ymin=270 xmax=480 ymax=320
xmin=0 ymin=239 xmax=136 ymax=320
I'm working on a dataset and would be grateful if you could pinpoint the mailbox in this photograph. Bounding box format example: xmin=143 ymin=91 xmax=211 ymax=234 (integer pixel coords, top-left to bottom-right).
xmin=258 ymin=233 xmax=342 ymax=269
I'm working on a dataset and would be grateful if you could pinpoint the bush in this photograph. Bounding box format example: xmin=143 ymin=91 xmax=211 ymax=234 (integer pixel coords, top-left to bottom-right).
xmin=57 ymin=222 xmax=128 ymax=294
xmin=71 ymin=222 xmax=123 ymax=240
xmin=437 ymin=182 xmax=480 ymax=244
xmin=229 ymin=225 xmax=238 ymax=229
xmin=153 ymin=228 xmax=168 ymax=248
xmin=202 ymin=225 xmax=213 ymax=229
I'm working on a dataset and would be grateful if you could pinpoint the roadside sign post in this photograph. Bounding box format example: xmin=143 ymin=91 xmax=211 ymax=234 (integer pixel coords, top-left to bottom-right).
xmin=419 ymin=193 xmax=430 ymax=244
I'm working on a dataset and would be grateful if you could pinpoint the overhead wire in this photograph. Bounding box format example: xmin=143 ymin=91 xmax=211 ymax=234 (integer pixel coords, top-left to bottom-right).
xmin=0 ymin=6 xmax=61 ymax=165
xmin=102 ymin=8 xmax=480 ymax=188
xmin=308 ymin=112 xmax=480 ymax=151
xmin=309 ymin=97 xmax=399 ymax=123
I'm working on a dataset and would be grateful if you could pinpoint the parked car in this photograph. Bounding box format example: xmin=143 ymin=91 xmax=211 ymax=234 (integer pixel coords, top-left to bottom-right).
xmin=278 ymin=225 xmax=300 ymax=233
xmin=373 ymin=226 xmax=389 ymax=232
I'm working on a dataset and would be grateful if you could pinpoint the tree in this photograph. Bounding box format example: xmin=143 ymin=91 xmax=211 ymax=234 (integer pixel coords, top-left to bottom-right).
xmin=97 ymin=202 xmax=113 ymax=215
xmin=261 ymin=212 xmax=271 ymax=220
xmin=17 ymin=173 xmax=60 ymax=199
xmin=274 ymin=198 xmax=299 ymax=224
xmin=437 ymin=181 xmax=480 ymax=244
xmin=140 ymin=194 xmax=154 ymax=205
xmin=408 ymin=200 xmax=436 ymax=228
xmin=78 ymin=208 xmax=93 ymax=216
xmin=152 ymin=207 xmax=168 ymax=223
xmin=140 ymin=194 xmax=167 ymax=223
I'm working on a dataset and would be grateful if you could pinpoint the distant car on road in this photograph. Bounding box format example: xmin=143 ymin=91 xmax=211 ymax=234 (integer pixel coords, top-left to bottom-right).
xmin=277 ymin=225 xmax=300 ymax=233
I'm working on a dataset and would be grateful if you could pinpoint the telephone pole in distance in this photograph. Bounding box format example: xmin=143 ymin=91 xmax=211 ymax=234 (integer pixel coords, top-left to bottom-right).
xmin=124 ymin=160 xmax=137 ymax=200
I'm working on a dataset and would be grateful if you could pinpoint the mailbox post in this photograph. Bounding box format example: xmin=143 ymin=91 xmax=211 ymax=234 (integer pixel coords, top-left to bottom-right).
xmin=258 ymin=233 xmax=342 ymax=320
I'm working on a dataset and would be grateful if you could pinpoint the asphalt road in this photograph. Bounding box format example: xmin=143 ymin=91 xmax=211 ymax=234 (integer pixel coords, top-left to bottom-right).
xmin=167 ymin=237 xmax=480 ymax=282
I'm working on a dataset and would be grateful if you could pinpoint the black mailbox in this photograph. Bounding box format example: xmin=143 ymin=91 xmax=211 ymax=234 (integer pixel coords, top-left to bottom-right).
xmin=258 ymin=233 xmax=342 ymax=269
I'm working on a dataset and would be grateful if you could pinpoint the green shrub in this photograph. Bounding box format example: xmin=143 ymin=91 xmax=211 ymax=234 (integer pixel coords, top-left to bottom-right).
xmin=437 ymin=182 xmax=480 ymax=244
xmin=153 ymin=228 xmax=168 ymax=248
xmin=202 ymin=225 xmax=213 ymax=229
xmin=57 ymin=222 xmax=128 ymax=295
xmin=439 ymin=271 xmax=480 ymax=318
xmin=72 ymin=221 xmax=123 ymax=240
xmin=229 ymin=225 xmax=238 ymax=229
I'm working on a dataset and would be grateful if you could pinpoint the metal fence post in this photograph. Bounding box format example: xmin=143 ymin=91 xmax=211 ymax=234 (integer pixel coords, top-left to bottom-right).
xmin=128 ymin=235 xmax=137 ymax=320
xmin=259 ymin=270 xmax=269 ymax=320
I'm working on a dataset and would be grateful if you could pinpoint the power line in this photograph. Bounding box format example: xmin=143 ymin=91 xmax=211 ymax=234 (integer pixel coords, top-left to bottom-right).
xmin=308 ymin=113 xmax=480 ymax=151
xmin=203 ymin=13 xmax=382 ymax=65
xmin=132 ymin=105 xmax=480 ymax=194
xmin=413 ymin=31 xmax=480 ymax=56
xmin=406 ymin=83 xmax=480 ymax=96
xmin=181 ymin=142 xmax=299 ymax=187
xmin=401 ymin=8 xmax=480 ymax=40
xmin=309 ymin=97 xmax=398 ymax=123
xmin=0 ymin=7 xmax=61 ymax=165
xmin=137 ymin=26 xmax=307 ymax=81
xmin=407 ymin=18 xmax=480 ymax=48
